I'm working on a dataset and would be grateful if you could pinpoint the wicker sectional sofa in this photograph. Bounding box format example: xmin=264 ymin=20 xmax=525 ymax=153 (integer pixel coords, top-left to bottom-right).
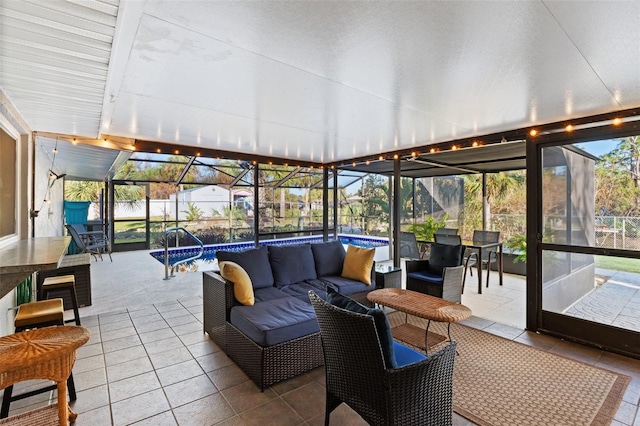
xmin=202 ymin=240 xmax=375 ymax=390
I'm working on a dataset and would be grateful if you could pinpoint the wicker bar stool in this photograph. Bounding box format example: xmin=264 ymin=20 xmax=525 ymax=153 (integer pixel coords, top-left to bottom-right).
xmin=40 ymin=275 xmax=81 ymax=326
xmin=1 ymin=299 xmax=78 ymax=419
xmin=0 ymin=326 xmax=90 ymax=425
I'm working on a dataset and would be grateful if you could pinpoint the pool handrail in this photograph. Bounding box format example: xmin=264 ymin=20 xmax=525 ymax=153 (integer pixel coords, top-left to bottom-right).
xmin=164 ymin=227 xmax=204 ymax=280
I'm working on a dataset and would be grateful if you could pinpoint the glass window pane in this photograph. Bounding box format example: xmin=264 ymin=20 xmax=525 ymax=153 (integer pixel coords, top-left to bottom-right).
xmin=542 ymin=137 xmax=640 ymax=251
xmin=542 ymin=250 xmax=640 ymax=332
xmin=256 ymin=164 xmax=324 ymax=235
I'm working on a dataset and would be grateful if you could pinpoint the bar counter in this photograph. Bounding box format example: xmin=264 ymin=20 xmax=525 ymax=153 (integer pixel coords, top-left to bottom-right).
xmin=0 ymin=236 xmax=70 ymax=299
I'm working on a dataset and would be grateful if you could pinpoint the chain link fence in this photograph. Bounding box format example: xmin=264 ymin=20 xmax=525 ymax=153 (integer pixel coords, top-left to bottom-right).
xmin=490 ymin=214 xmax=640 ymax=251
xmin=488 ymin=214 xmax=526 ymax=243
xmin=595 ymin=216 xmax=640 ymax=250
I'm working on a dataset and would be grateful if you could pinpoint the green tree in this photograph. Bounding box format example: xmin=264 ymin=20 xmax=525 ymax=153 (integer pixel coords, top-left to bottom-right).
xmin=462 ymin=171 xmax=524 ymax=237
xmin=358 ymin=174 xmax=389 ymax=234
xmin=398 ymin=177 xmax=415 ymax=223
xmin=596 ymin=136 xmax=640 ymax=215
xmin=65 ymin=180 xmax=144 ymax=217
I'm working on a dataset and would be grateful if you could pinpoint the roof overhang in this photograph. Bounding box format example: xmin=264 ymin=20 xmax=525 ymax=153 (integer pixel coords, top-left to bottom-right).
xmin=339 ymin=140 xmax=527 ymax=178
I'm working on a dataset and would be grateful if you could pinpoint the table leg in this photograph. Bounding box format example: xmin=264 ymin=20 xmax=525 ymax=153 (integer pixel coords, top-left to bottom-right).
xmin=477 ymin=248 xmax=483 ymax=294
xmin=68 ymin=405 xmax=78 ymax=422
xmin=447 ymin=322 xmax=461 ymax=356
xmin=57 ymin=381 xmax=68 ymax=426
xmin=499 ymin=245 xmax=503 ymax=286
xmin=425 ymin=320 xmax=431 ymax=355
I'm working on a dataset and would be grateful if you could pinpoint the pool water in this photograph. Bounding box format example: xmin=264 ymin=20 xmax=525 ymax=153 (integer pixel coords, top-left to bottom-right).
xmin=149 ymin=234 xmax=389 ymax=272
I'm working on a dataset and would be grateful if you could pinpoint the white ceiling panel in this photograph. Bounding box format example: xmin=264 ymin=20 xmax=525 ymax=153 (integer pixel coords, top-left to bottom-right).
xmin=544 ymin=1 xmax=640 ymax=107
xmin=2 ymin=0 xmax=640 ymax=176
xmin=37 ymin=136 xmax=129 ymax=181
xmin=0 ymin=0 xmax=118 ymax=139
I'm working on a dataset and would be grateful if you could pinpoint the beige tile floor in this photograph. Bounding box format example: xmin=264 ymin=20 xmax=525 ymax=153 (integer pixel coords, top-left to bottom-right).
xmin=3 ymin=251 xmax=640 ymax=425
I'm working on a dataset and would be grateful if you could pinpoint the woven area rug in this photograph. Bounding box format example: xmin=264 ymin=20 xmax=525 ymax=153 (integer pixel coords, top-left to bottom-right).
xmin=387 ymin=312 xmax=630 ymax=426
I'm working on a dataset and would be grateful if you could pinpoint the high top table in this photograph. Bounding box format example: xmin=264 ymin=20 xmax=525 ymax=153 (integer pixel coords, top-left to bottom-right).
xmin=462 ymin=239 xmax=503 ymax=294
xmin=368 ymin=288 xmax=472 ymax=354
xmin=0 ymin=237 xmax=71 ymax=300
xmin=0 ymin=326 xmax=90 ymax=425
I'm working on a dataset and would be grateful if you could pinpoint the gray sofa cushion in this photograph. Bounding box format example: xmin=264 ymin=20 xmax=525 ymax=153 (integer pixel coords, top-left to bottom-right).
xmin=320 ymin=275 xmax=372 ymax=296
xmin=268 ymin=244 xmax=317 ymax=286
xmin=310 ymin=240 xmax=345 ymax=277
xmin=253 ymin=287 xmax=290 ymax=303
xmin=216 ymin=246 xmax=274 ymax=289
xmin=230 ymin=297 xmax=320 ymax=346
xmin=279 ymin=280 xmax=327 ymax=303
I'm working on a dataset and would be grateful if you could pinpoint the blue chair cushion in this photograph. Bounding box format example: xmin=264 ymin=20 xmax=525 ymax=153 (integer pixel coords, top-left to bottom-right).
xmin=216 ymin=246 xmax=274 ymax=289
xmin=230 ymin=297 xmax=319 ymax=346
xmin=268 ymin=244 xmax=317 ymax=287
xmin=326 ymin=287 xmax=397 ymax=368
xmin=310 ymin=240 xmax=345 ymax=277
xmin=428 ymin=243 xmax=464 ymax=275
xmin=406 ymin=270 xmax=444 ymax=285
xmin=393 ymin=341 xmax=427 ymax=367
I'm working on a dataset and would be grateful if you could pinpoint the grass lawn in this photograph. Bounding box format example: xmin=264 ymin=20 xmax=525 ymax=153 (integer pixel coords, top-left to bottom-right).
xmin=114 ymin=220 xmax=146 ymax=231
xmin=595 ymin=255 xmax=640 ymax=274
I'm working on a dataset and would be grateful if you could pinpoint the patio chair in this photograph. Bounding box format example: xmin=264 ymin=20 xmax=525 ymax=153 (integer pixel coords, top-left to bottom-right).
xmin=66 ymin=224 xmax=112 ymax=262
xmin=406 ymin=242 xmax=465 ymax=302
xmin=435 ymin=227 xmax=459 ymax=236
xmin=434 ymin=233 xmax=474 ymax=283
xmin=399 ymin=231 xmax=425 ymax=259
xmin=463 ymin=230 xmax=500 ymax=289
xmin=434 ymin=233 xmax=462 ymax=246
xmin=308 ymin=291 xmax=457 ymax=426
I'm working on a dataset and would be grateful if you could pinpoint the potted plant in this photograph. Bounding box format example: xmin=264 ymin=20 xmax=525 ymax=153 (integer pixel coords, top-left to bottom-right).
xmin=406 ymin=215 xmax=449 ymax=242
xmin=406 ymin=216 xmax=449 ymax=258
xmin=501 ymin=233 xmax=527 ymax=275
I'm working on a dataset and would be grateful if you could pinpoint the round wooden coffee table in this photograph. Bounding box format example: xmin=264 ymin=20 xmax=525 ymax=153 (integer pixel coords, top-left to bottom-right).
xmin=0 ymin=326 xmax=90 ymax=425
xmin=368 ymin=288 xmax=472 ymax=353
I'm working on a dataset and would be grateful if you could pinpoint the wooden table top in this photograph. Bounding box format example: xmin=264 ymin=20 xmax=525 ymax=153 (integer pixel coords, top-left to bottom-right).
xmin=367 ymin=288 xmax=472 ymax=323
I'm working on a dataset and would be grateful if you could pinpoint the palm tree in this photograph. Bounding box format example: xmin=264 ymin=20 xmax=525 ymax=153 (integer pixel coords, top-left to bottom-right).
xmin=64 ymin=180 xmax=144 ymax=218
xmin=463 ymin=171 xmax=524 ymax=232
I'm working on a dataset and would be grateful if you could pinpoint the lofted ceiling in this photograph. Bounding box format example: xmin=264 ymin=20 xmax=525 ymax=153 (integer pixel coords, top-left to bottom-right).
xmin=1 ymin=1 xmax=640 ymax=180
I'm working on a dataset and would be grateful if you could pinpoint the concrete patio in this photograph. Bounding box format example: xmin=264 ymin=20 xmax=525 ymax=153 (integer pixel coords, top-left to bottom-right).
xmin=5 ymin=250 xmax=640 ymax=425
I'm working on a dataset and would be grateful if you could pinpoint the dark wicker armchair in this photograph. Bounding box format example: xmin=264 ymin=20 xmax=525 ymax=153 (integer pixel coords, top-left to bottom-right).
xmin=309 ymin=291 xmax=457 ymax=426
xmin=406 ymin=242 xmax=465 ymax=303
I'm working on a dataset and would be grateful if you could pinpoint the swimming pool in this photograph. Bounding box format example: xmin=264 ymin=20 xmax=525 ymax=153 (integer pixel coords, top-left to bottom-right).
xmin=149 ymin=234 xmax=390 ymax=272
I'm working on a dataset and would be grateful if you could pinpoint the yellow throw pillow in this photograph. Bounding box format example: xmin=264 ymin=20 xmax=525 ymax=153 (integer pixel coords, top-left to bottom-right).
xmin=341 ymin=245 xmax=375 ymax=285
xmin=219 ymin=261 xmax=255 ymax=306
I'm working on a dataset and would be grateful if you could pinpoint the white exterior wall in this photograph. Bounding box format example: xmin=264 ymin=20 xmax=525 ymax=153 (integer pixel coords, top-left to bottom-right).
xmin=98 ymin=186 xmax=234 ymax=221
xmin=169 ymin=186 xmax=231 ymax=220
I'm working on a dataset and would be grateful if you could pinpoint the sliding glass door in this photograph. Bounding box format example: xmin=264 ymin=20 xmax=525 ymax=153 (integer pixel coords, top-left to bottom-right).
xmin=536 ymin=137 xmax=640 ymax=357
xmin=111 ymin=182 xmax=149 ymax=251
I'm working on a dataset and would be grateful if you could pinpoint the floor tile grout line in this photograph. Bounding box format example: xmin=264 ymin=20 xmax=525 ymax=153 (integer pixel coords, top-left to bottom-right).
xmin=109 ymin=307 xmax=170 ymax=426
xmin=68 ymin=298 xmax=639 ymax=425
xmin=132 ymin=305 xmax=220 ymax=425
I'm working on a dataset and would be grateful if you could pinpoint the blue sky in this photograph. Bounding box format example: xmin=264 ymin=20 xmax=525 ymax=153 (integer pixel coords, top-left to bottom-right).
xmin=576 ymin=138 xmax=620 ymax=158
